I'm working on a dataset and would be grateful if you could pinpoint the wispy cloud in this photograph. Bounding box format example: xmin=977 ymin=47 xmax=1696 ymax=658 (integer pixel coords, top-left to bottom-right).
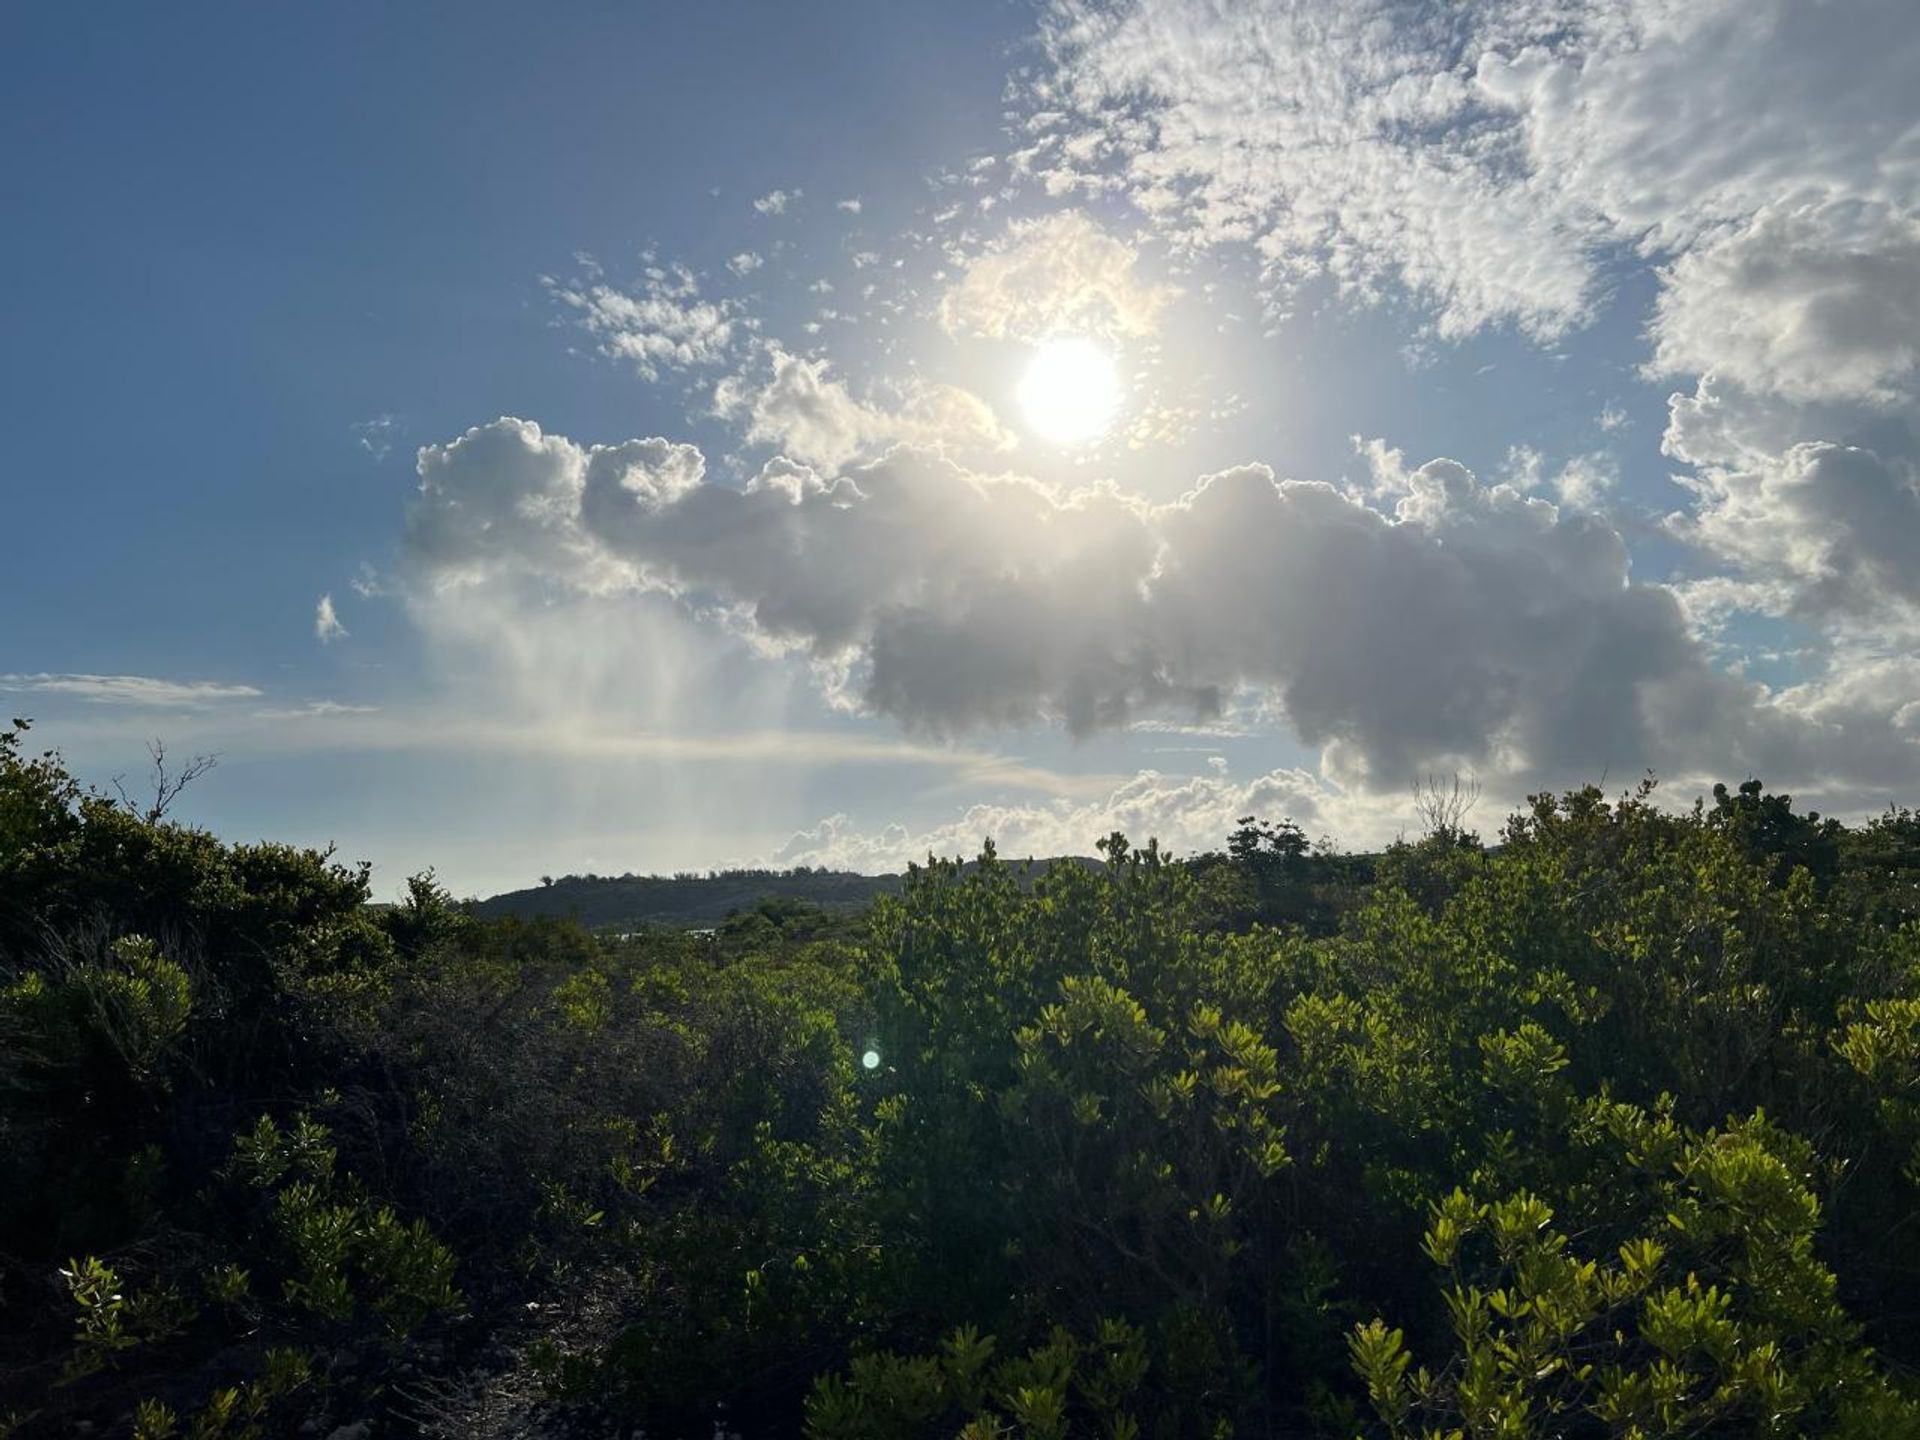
xmin=315 ymin=593 xmax=348 ymax=644
xmin=252 ymin=700 xmax=380 ymax=720
xmin=351 ymin=414 xmax=401 ymax=460
xmin=0 ymin=673 xmax=262 ymax=708
xmin=939 ymin=211 xmax=1172 ymax=342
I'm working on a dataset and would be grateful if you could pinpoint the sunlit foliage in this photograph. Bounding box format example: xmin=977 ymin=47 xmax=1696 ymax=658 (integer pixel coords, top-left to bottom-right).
xmin=6 ymin=719 xmax=1920 ymax=1435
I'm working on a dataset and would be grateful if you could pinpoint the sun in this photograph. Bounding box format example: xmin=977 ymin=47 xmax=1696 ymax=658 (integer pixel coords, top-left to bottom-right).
xmin=1018 ymin=337 xmax=1121 ymax=445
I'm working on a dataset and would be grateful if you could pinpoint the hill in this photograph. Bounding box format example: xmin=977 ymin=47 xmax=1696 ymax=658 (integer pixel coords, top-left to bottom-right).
xmin=471 ymin=855 xmax=1109 ymax=930
xmin=470 ymin=867 xmax=905 ymax=929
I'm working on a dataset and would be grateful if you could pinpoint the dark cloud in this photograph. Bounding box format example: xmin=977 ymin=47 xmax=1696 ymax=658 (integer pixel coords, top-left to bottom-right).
xmin=406 ymin=420 xmax=1917 ymax=791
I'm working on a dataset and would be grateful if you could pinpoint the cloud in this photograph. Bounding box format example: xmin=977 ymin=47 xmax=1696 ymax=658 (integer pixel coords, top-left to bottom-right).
xmin=1552 ymin=453 xmax=1617 ymax=511
xmin=253 ymin=700 xmax=380 ymax=720
xmin=727 ymin=251 xmax=764 ymax=276
xmin=1025 ymin=0 xmax=1919 ymax=346
xmin=352 ymin=414 xmax=400 ymax=460
xmin=1016 ymin=0 xmax=1920 ymax=685
xmin=1665 ymin=426 xmax=1920 ymax=630
xmin=1474 ymin=0 xmax=1919 ymax=255
xmin=769 ymin=763 xmax=1397 ymax=870
xmin=401 ymin=419 xmax=1916 ymax=794
xmin=836 ymin=197 xmax=863 ymax=214
xmin=1650 ymin=202 xmax=1920 ymax=407
xmin=405 ymin=418 xmax=607 ymax=589
xmin=753 ymin=188 xmax=800 ymax=215
xmin=1026 ymin=1 xmax=1596 ymax=337
xmin=712 ymin=344 xmax=1013 ymax=471
xmin=939 ymin=210 xmax=1173 ymax=342
xmin=0 ymin=674 xmax=262 ymax=708
xmin=315 ymin=593 xmax=348 ymax=644
xmin=548 ymin=262 xmax=738 ymax=381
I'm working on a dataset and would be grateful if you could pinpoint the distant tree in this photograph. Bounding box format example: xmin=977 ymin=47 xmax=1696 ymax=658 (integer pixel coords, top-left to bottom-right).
xmin=1706 ymin=777 xmax=1843 ymax=887
xmin=1228 ymin=814 xmax=1310 ymax=874
xmin=1411 ymin=771 xmax=1480 ymax=845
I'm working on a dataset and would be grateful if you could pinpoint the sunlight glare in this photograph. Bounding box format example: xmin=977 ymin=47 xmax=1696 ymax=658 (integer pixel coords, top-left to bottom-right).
xmin=1019 ymin=337 xmax=1121 ymax=445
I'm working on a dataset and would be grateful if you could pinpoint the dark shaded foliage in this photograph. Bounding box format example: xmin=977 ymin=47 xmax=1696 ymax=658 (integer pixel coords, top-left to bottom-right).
xmin=7 ymin=720 xmax=1920 ymax=1438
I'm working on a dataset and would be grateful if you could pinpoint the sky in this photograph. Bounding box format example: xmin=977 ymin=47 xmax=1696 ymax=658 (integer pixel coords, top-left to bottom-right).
xmin=5 ymin=0 xmax=1919 ymax=897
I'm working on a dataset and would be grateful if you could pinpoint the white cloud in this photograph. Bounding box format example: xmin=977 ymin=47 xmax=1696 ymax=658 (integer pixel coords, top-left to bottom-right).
xmin=1650 ymin=202 xmax=1920 ymax=407
xmin=402 ymin=419 xmax=1916 ymax=794
xmin=769 ymin=763 xmax=1412 ymax=870
xmin=548 ymin=262 xmax=738 ymax=381
xmin=0 ymin=674 xmax=262 ymax=708
xmin=1026 ymin=0 xmax=1920 ymax=352
xmin=1665 ymin=426 xmax=1920 ymax=629
xmin=352 ymin=414 xmax=400 ymax=460
xmin=315 ymin=593 xmax=348 ymax=644
xmin=727 ymin=251 xmax=765 ymax=276
xmin=1018 ymin=0 xmax=1920 ymax=679
xmin=939 ymin=210 xmax=1172 ymax=342
xmin=1500 ymin=445 xmax=1543 ymax=492
xmin=753 ymin=188 xmax=800 ymax=215
xmin=836 ymin=197 xmax=863 ymax=214
xmin=253 ymin=700 xmax=380 ymax=720
xmin=1475 ymin=0 xmax=1919 ymax=255
xmin=712 ymin=344 xmax=1013 ymax=472
xmin=1027 ymin=0 xmax=1597 ymax=337
xmin=405 ymin=418 xmax=607 ymax=589
xmin=1553 ymin=452 xmax=1617 ymax=511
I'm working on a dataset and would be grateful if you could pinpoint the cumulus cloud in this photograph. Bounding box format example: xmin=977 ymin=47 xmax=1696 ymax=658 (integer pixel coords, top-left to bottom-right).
xmin=0 ymin=674 xmax=262 ymax=707
xmin=939 ymin=210 xmax=1174 ymax=341
xmin=753 ymin=188 xmax=800 ymax=215
xmin=768 ymin=763 xmax=1407 ymax=871
xmin=1017 ymin=0 xmax=1920 ymax=680
xmin=401 ymin=419 xmax=1914 ymax=793
xmin=712 ymin=344 xmax=1013 ymax=471
xmin=1650 ymin=202 xmax=1920 ymax=406
xmin=548 ymin=262 xmax=738 ymax=381
xmin=315 ymin=593 xmax=348 ymax=643
xmin=1665 ymin=423 xmax=1920 ymax=629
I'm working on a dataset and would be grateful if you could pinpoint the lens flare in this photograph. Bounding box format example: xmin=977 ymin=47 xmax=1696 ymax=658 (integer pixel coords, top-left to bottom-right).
xmin=1018 ymin=337 xmax=1121 ymax=445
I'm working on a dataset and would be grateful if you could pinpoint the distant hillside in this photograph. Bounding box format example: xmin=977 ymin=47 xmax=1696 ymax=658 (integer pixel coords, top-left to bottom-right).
xmin=471 ymin=868 xmax=904 ymax=929
xmin=472 ymin=856 xmax=1105 ymax=930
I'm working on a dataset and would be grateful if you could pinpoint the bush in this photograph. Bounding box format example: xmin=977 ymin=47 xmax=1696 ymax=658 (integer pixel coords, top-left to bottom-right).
xmin=8 ymin=717 xmax=1920 ymax=1437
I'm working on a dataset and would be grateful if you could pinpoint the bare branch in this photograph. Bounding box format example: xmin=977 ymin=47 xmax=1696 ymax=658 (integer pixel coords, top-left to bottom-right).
xmin=1412 ymin=771 xmax=1481 ymax=842
xmin=115 ymin=740 xmax=219 ymax=824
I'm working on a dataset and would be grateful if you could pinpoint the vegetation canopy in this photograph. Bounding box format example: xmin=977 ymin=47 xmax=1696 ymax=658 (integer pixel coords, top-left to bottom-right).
xmin=6 ymin=720 xmax=1920 ymax=1438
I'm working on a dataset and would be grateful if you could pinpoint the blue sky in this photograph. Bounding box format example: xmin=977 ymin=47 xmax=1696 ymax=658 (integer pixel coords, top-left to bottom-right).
xmin=6 ymin=0 xmax=1919 ymax=895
